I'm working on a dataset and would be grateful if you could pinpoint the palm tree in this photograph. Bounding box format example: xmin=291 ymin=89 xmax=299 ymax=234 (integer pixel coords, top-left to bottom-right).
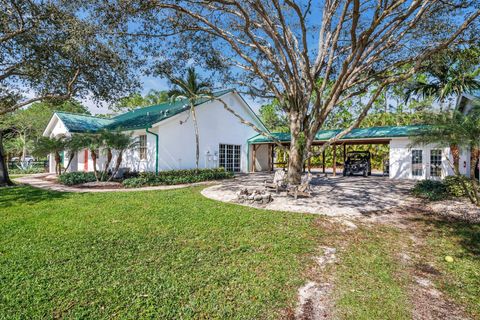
xmin=33 ymin=136 xmax=67 ymax=175
xmin=63 ymin=134 xmax=88 ymax=174
xmin=79 ymin=133 xmax=103 ymax=181
xmin=411 ymin=108 xmax=480 ymax=206
xmin=168 ymin=67 xmax=211 ymax=170
xmin=99 ymin=130 xmax=115 ymax=180
xmin=106 ymin=133 xmax=138 ymax=181
xmin=405 ymin=49 xmax=480 ymax=111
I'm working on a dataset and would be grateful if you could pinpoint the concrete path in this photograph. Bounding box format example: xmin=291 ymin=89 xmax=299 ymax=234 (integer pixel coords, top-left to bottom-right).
xmin=14 ymin=174 xmax=217 ymax=193
xmin=201 ymin=172 xmax=417 ymax=216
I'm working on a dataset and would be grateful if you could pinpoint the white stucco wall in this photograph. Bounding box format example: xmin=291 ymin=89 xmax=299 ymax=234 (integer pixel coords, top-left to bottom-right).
xmin=389 ymin=137 xmax=463 ymax=180
xmin=153 ymin=92 xmax=260 ymax=173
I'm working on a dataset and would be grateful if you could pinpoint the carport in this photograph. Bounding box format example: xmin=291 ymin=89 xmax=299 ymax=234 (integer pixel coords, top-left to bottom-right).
xmin=247 ymin=125 xmax=428 ymax=178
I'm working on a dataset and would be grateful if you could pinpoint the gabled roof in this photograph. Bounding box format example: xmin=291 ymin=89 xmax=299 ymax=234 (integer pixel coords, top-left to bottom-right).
xmin=248 ymin=125 xmax=429 ymax=144
xmin=107 ymin=89 xmax=234 ymax=131
xmin=51 ymin=89 xmax=237 ymax=133
xmin=55 ymin=112 xmax=114 ymax=133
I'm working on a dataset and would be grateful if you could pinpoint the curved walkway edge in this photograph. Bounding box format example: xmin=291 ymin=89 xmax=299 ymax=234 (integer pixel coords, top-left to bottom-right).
xmin=14 ymin=174 xmax=218 ymax=193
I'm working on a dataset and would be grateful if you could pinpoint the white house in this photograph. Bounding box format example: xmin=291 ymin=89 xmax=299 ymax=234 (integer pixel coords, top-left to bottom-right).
xmin=43 ymin=89 xmax=268 ymax=174
xmin=43 ymin=90 xmax=479 ymax=181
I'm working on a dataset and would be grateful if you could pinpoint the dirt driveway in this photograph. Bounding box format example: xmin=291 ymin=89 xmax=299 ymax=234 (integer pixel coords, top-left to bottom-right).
xmin=201 ymin=172 xmax=417 ymax=216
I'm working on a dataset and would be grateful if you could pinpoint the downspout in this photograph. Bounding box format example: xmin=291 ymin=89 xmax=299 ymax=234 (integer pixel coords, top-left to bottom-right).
xmin=146 ymin=127 xmax=159 ymax=174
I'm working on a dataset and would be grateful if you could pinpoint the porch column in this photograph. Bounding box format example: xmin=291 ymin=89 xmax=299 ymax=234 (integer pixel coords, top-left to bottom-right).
xmin=252 ymin=145 xmax=257 ymax=172
xmin=322 ymin=149 xmax=326 ymax=174
xmin=333 ymin=145 xmax=337 ymax=176
xmin=343 ymin=144 xmax=347 ymax=164
xmin=270 ymin=144 xmax=274 ymax=171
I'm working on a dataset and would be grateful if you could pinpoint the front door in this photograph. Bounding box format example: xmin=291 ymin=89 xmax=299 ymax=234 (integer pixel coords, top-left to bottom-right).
xmin=428 ymin=149 xmax=443 ymax=180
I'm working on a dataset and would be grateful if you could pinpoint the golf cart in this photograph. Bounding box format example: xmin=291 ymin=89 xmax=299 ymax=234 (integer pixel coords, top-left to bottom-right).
xmin=343 ymin=151 xmax=371 ymax=177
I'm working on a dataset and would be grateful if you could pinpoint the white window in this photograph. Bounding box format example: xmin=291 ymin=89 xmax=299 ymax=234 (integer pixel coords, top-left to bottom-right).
xmin=430 ymin=149 xmax=442 ymax=177
xmin=139 ymin=135 xmax=147 ymax=160
xmin=411 ymin=150 xmax=423 ymax=176
xmin=219 ymin=144 xmax=241 ymax=172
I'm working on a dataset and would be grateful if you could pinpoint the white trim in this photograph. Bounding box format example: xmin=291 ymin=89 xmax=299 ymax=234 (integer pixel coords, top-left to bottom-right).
xmin=42 ymin=113 xmax=70 ymax=137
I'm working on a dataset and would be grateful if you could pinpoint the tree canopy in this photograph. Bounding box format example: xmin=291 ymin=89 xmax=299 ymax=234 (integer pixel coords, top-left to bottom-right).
xmin=90 ymin=0 xmax=480 ymax=183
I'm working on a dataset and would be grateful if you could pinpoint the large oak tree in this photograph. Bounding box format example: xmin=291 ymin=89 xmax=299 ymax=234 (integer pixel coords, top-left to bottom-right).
xmin=95 ymin=0 xmax=480 ymax=183
xmin=0 ymin=0 xmax=137 ymax=186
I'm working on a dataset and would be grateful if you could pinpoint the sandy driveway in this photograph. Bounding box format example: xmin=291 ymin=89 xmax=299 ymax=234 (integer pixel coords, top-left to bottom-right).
xmin=201 ymin=172 xmax=417 ymax=216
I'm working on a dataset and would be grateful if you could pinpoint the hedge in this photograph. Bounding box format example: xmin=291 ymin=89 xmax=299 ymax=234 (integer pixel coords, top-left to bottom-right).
xmin=123 ymin=168 xmax=234 ymax=188
xmin=58 ymin=172 xmax=97 ymax=186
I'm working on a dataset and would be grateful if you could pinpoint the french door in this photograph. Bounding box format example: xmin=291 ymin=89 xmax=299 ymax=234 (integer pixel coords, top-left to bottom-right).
xmin=219 ymin=144 xmax=241 ymax=172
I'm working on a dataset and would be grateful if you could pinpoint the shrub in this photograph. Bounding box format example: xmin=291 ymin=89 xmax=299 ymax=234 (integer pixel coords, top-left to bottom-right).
xmin=9 ymin=167 xmax=45 ymax=174
xmin=443 ymin=175 xmax=474 ymax=197
xmin=58 ymin=172 xmax=97 ymax=185
xmin=122 ymin=168 xmax=234 ymax=188
xmin=412 ymin=180 xmax=449 ymax=201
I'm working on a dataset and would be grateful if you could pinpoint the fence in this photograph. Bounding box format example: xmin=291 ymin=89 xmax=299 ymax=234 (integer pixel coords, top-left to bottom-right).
xmin=7 ymin=160 xmax=48 ymax=173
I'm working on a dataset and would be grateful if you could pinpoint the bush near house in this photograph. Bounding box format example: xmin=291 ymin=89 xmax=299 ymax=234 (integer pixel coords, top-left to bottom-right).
xmin=443 ymin=176 xmax=475 ymax=197
xmin=8 ymin=167 xmax=45 ymax=175
xmin=123 ymin=168 xmax=234 ymax=188
xmin=58 ymin=172 xmax=98 ymax=185
xmin=412 ymin=177 xmax=479 ymax=201
xmin=412 ymin=180 xmax=449 ymax=201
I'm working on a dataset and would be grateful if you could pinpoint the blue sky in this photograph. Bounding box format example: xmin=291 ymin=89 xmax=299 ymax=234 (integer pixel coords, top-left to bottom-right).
xmin=86 ymin=74 xmax=262 ymax=115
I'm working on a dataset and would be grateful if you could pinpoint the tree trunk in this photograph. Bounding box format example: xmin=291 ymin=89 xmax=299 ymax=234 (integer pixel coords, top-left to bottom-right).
xmin=190 ymin=104 xmax=200 ymax=171
xmin=90 ymin=149 xmax=98 ymax=181
xmin=63 ymin=152 xmax=76 ymax=174
xmin=21 ymin=133 xmax=27 ymax=162
xmin=287 ymin=128 xmax=305 ymax=185
xmin=450 ymin=144 xmax=460 ymax=173
xmin=55 ymin=152 xmax=61 ymax=175
xmin=469 ymin=146 xmax=480 ymax=206
xmin=0 ymin=131 xmax=14 ymax=187
xmin=102 ymin=148 xmax=112 ymax=180
xmin=108 ymin=151 xmax=123 ymax=182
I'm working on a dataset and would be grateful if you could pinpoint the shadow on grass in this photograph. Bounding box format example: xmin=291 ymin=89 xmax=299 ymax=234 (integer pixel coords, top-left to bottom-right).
xmin=412 ymin=215 xmax=480 ymax=259
xmin=0 ymin=185 xmax=67 ymax=208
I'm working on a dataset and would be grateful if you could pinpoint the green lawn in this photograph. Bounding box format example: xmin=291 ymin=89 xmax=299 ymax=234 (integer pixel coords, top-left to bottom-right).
xmin=424 ymin=219 xmax=480 ymax=318
xmin=0 ymin=186 xmax=318 ymax=319
xmin=333 ymin=227 xmax=411 ymax=320
xmin=1 ymin=186 xmax=479 ymax=319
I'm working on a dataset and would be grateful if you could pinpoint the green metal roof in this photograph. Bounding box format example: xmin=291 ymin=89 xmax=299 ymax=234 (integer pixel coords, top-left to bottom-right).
xmin=54 ymin=89 xmax=234 ymax=133
xmin=55 ymin=112 xmax=115 ymax=133
xmin=248 ymin=125 xmax=429 ymax=144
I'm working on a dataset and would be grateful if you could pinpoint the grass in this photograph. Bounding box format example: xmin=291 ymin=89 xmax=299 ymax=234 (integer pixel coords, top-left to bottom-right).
xmin=329 ymin=226 xmax=411 ymax=320
xmin=0 ymin=186 xmax=318 ymax=319
xmin=423 ymin=219 xmax=480 ymax=318
xmin=1 ymin=185 xmax=479 ymax=319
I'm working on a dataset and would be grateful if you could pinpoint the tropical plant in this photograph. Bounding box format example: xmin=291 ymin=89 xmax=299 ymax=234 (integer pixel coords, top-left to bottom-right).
xmin=33 ymin=136 xmax=67 ymax=175
xmin=77 ymin=134 xmax=104 ymax=181
xmin=63 ymin=134 xmax=89 ymax=174
xmin=411 ymin=108 xmax=480 ymax=206
xmin=105 ymin=133 xmax=138 ymax=181
xmin=111 ymin=90 xmax=169 ymax=112
xmin=405 ymin=48 xmax=480 ymax=111
xmin=168 ymin=67 xmax=211 ymax=170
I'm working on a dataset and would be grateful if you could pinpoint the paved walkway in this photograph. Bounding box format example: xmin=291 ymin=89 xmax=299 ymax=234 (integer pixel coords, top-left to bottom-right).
xmin=15 ymin=174 xmax=217 ymax=193
xmin=201 ymin=172 xmax=417 ymax=216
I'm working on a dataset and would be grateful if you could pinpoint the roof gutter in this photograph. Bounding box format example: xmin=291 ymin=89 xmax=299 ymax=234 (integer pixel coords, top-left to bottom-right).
xmin=145 ymin=127 xmax=159 ymax=174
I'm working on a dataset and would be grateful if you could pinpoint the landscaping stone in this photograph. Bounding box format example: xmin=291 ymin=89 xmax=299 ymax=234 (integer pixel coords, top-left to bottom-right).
xmin=236 ymin=188 xmax=273 ymax=205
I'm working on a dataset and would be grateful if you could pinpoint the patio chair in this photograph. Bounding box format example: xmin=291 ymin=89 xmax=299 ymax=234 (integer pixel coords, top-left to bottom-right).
xmin=287 ymin=173 xmax=313 ymax=200
xmin=264 ymin=170 xmax=287 ymax=193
